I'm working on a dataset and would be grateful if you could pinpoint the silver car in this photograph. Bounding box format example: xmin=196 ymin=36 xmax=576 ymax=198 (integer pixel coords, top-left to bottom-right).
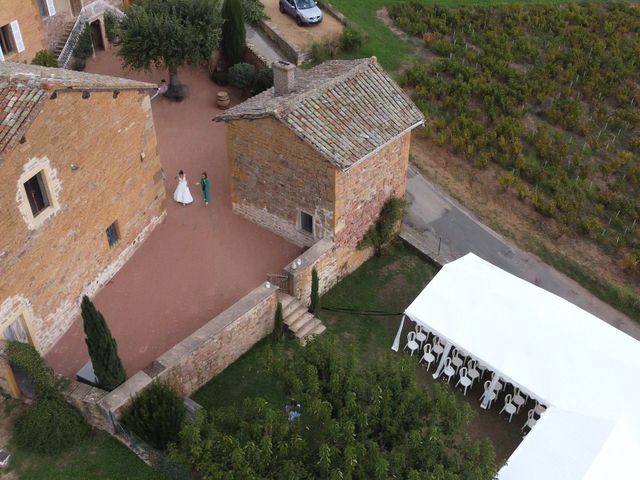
xmin=279 ymin=0 xmax=323 ymax=26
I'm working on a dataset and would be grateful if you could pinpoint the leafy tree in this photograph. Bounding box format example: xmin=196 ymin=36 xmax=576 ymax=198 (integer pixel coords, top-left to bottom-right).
xmin=122 ymin=381 xmax=185 ymax=450
xmin=222 ymin=0 xmax=246 ymax=65
xmin=118 ymin=0 xmax=222 ymax=100
xmin=169 ymin=338 xmax=498 ymax=478
xmin=310 ymin=267 xmax=320 ymax=314
xmin=81 ymin=295 xmax=126 ymax=391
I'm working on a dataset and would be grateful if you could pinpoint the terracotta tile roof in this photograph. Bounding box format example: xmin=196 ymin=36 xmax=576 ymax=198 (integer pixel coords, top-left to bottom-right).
xmin=216 ymin=58 xmax=424 ymax=170
xmin=0 ymin=62 xmax=156 ymax=159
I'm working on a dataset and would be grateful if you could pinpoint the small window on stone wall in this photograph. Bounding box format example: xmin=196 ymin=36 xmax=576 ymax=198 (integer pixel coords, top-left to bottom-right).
xmin=106 ymin=221 xmax=120 ymax=247
xmin=23 ymin=171 xmax=50 ymax=217
xmin=300 ymin=211 xmax=314 ymax=235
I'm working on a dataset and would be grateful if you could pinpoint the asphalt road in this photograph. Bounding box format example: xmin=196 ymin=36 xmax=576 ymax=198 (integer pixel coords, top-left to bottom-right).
xmin=404 ymin=165 xmax=640 ymax=341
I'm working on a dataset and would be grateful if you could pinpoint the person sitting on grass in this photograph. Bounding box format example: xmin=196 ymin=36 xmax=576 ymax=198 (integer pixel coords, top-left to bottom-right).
xmin=285 ymin=399 xmax=302 ymax=421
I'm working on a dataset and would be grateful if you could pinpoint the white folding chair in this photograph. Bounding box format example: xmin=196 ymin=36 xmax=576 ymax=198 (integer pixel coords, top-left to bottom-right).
xmin=534 ymin=401 xmax=546 ymax=417
xmin=441 ymin=357 xmax=456 ymax=384
xmin=513 ymin=388 xmax=526 ymax=413
xmin=467 ymin=359 xmax=480 ymax=387
xmin=415 ymin=324 xmax=428 ymax=348
xmin=451 ymin=349 xmax=464 ymax=373
xmin=455 ymin=367 xmax=473 ymax=396
xmin=480 ymin=380 xmax=497 ymax=409
xmin=500 ymin=394 xmax=518 ymax=423
xmin=522 ymin=408 xmax=537 ymax=433
xmin=420 ymin=343 xmax=436 ymax=371
xmin=404 ymin=331 xmax=419 ymax=356
xmin=431 ymin=336 xmax=445 ymax=362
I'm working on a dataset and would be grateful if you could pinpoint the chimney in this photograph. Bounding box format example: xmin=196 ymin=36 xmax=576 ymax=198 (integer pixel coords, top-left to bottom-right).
xmin=272 ymin=61 xmax=296 ymax=96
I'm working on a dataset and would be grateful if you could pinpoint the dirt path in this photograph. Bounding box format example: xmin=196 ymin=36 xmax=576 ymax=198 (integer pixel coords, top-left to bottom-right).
xmin=261 ymin=0 xmax=343 ymax=50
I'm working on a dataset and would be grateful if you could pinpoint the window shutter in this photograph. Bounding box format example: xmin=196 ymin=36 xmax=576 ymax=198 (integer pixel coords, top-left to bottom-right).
xmin=10 ymin=21 xmax=25 ymax=53
xmin=0 ymin=45 xmax=4 ymax=62
xmin=46 ymin=0 xmax=56 ymax=16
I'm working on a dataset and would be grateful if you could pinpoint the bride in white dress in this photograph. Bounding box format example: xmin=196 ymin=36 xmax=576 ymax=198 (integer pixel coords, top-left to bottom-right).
xmin=173 ymin=170 xmax=194 ymax=205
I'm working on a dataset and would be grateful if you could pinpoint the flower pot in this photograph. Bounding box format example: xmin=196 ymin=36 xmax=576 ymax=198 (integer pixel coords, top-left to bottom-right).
xmin=217 ymin=91 xmax=230 ymax=109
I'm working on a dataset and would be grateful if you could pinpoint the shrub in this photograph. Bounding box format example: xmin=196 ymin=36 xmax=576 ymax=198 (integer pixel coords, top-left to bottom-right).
xmin=253 ymin=68 xmax=273 ymax=94
xmin=104 ymin=10 xmax=119 ymax=43
xmin=82 ymin=295 xmax=127 ymax=391
xmin=7 ymin=342 xmax=59 ymax=399
xmin=309 ymin=267 xmax=320 ymax=314
xmin=241 ymin=0 xmax=268 ymax=25
xmin=228 ymin=62 xmax=256 ymax=90
xmin=210 ymin=69 xmax=229 ymax=85
xmin=14 ymin=398 xmax=89 ymax=454
xmin=273 ymin=301 xmax=284 ymax=339
xmin=122 ymin=381 xmax=185 ymax=450
xmin=221 ymin=0 xmax=246 ymax=65
xmin=358 ymin=197 xmax=406 ymax=256
xmin=310 ymin=39 xmax=339 ymax=63
xmin=73 ymin=23 xmax=93 ymax=60
xmin=339 ymin=26 xmax=365 ymax=52
xmin=31 ymin=49 xmax=58 ymax=67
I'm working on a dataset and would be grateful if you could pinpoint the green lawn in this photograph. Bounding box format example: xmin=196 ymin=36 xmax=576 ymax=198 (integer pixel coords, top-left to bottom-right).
xmin=193 ymin=241 xmax=523 ymax=461
xmin=328 ymin=0 xmax=626 ymax=71
xmin=7 ymin=432 xmax=161 ymax=480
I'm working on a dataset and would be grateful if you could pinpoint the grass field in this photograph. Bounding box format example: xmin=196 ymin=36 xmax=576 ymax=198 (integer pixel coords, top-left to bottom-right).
xmin=7 ymin=432 xmax=161 ymax=480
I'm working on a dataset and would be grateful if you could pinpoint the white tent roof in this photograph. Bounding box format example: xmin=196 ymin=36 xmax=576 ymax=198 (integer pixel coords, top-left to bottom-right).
xmin=403 ymin=253 xmax=640 ymax=479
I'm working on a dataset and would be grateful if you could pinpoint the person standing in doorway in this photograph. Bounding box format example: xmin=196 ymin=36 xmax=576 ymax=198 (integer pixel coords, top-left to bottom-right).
xmin=173 ymin=170 xmax=194 ymax=205
xmin=198 ymin=172 xmax=211 ymax=205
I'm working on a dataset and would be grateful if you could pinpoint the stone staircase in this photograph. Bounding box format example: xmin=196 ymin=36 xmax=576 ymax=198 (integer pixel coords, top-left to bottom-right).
xmin=53 ymin=22 xmax=76 ymax=57
xmin=279 ymin=293 xmax=326 ymax=344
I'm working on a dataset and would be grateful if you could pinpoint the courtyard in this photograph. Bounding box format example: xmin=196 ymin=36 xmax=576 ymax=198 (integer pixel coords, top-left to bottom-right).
xmin=46 ymin=49 xmax=301 ymax=377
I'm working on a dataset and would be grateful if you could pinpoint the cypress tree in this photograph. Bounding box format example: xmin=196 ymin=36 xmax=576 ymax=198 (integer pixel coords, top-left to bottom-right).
xmin=273 ymin=301 xmax=284 ymax=340
xmin=221 ymin=0 xmax=246 ymax=66
xmin=81 ymin=295 xmax=126 ymax=391
xmin=310 ymin=267 xmax=320 ymax=314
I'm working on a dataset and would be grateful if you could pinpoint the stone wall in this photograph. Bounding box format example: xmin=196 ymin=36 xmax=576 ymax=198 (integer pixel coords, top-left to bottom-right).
xmin=227 ymin=118 xmax=336 ymax=247
xmin=0 ymin=0 xmax=48 ymax=62
xmin=0 ymin=89 xmax=165 ymax=355
xmin=259 ymin=21 xmax=303 ymax=65
xmin=82 ymin=285 xmax=277 ymax=427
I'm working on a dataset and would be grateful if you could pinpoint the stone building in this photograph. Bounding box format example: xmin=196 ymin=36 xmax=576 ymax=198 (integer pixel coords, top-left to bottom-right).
xmin=217 ymin=58 xmax=423 ymax=297
xmin=0 ymin=62 xmax=165 ymax=397
xmin=0 ymin=0 xmax=49 ymax=63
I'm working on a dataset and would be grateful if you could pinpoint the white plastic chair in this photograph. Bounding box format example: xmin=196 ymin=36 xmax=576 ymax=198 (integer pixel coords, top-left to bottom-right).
xmin=431 ymin=337 xmax=445 ymax=362
xmin=534 ymin=401 xmax=546 ymax=417
xmin=451 ymin=349 xmax=464 ymax=373
xmin=441 ymin=357 xmax=456 ymax=384
xmin=513 ymin=388 xmax=526 ymax=413
xmin=415 ymin=324 xmax=428 ymax=348
xmin=420 ymin=344 xmax=436 ymax=371
xmin=467 ymin=359 xmax=480 ymax=387
xmin=455 ymin=367 xmax=473 ymax=396
xmin=480 ymin=380 xmax=497 ymax=409
xmin=404 ymin=331 xmax=419 ymax=356
xmin=522 ymin=408 xmax=537 ymax=433
xmin=500 ymin=394 xmax=518 ymax=423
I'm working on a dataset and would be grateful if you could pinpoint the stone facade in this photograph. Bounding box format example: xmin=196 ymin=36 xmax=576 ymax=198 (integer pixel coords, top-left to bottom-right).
xmin=0 ymin=0 xmax=48 ymax=63
xmin=0 ymin=88 xmax=165 ymax=360
xmin=227 ymin=117 xmax=336 ymax=248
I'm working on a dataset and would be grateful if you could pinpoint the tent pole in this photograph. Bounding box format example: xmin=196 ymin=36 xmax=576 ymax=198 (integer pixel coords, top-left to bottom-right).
xmin=391 ymin=314 xmax=406 ymax=352
xmin=432 ymin=341 xmax=452 ymax=379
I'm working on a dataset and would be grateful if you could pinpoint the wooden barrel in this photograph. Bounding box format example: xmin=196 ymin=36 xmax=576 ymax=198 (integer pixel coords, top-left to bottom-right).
xmin=216 ymin=91 xmax=230 ymax=109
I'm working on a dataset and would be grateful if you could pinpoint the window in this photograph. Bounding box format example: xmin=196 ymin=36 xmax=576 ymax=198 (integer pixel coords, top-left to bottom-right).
xmin=23 ymin=172 xmax=50 ymax=217
xmin=106 ymin=221 xmax=120 ymax=247
xmin=0 ymin=24 xmax=15 ymax=55
xmin=300 ymin=211 xmax=314 ymax=235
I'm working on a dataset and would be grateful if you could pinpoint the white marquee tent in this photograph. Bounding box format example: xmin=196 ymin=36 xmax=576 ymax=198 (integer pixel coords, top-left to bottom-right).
xmin=394 ymin=253 xmax=640 ymax=479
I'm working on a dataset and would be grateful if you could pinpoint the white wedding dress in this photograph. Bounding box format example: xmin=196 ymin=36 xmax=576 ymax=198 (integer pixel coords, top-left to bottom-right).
xmin=173 ymin=175 xmax=194 ymax=205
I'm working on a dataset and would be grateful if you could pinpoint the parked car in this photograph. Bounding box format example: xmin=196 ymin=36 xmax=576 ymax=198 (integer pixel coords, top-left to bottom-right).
xmin=279 ymin=0 xmax=323 ymax=26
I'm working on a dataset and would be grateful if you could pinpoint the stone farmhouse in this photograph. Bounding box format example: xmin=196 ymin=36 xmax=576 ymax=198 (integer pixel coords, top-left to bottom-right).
xmin=217 ymin=58 xmax=424 ymax=298
xmin=0 ymin=0 xmax=124 ymax=66
xmin=0 ymin=62 xmax=164 ymax=397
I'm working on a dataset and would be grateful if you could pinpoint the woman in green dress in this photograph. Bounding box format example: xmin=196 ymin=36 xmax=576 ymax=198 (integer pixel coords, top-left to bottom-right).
xmin=199 ymin=172 xmax=211 ymax=205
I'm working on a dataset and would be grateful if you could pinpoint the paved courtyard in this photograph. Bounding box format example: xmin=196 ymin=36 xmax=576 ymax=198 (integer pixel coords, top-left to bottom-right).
xmin=46 ymin=50 xmax=301 ymax=377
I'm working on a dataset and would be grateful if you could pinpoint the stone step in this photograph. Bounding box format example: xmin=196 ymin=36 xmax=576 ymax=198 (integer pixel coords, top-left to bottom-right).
xmin=283 ymin=298 xmax=304 ymax=319
xmin=289 ymin=311 xmax=314 ymax=333
xmin=284 ymin=305 xmax=307 ymax=328
xmin=295 ymin=318 xmax=323 ymax=339
xmin=300 ymin=323 xmax=327 ymax=346
xmin=278 ymin=293 xmax=296 ymax=311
